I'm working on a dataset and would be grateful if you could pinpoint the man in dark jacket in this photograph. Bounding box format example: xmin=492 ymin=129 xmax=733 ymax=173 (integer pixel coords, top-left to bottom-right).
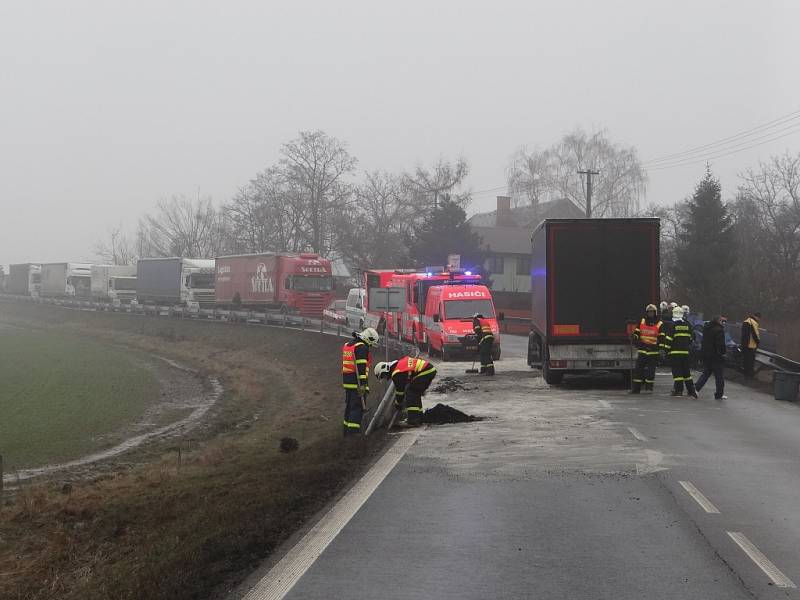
xmin=695 ymin=316 xmax=727 ymax=399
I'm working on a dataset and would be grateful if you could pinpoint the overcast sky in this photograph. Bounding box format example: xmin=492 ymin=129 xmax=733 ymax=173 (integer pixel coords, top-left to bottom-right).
xmin=1 ymin=0 xmax=798 ymax=265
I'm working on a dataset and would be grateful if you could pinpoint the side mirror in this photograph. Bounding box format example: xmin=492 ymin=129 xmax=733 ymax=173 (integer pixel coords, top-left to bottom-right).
xmin=498 ymin=312 xmax=505 ymax=321
xmin=433 ymin=314 xmax=440 ymax=323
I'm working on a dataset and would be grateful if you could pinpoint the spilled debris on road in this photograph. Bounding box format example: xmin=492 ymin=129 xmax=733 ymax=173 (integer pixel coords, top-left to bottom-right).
xmin=422 ymin=403 xmax=483 ymax=425
xmin=431 ymin=376 xmax=474 ymax=394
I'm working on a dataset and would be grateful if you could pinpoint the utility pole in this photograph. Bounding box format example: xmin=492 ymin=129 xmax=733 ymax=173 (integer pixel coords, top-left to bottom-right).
xmin=577 ymin=169 xmax=600 ymax=218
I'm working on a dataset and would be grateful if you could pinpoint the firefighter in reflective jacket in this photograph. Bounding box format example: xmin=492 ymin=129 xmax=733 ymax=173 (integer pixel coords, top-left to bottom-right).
xmin=472 ymin=313 xmax=495 ymax=375
xmin=374 ymin=356 xmax=437 ymax=426
xmin=341 ymin=327 xmax=380 ymax=436
xmin=666 ymin=305 xmax=698 ymax=397
xmin=630 ymin=304 xmax=666 ymax=393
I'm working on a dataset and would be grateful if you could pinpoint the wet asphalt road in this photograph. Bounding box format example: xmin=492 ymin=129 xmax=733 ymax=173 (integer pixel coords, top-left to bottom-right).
xmin=244 ymin=335 xmax=800 ymax=600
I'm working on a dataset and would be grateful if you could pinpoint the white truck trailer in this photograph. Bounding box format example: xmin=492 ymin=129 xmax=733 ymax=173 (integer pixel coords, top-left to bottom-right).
xmin=40 ymin=263 xmax=92 ymax=299
xmin=136 ymin=258 xmax=215 ymax=306
xmin=90 ymin=264 xmax=137 ymax=303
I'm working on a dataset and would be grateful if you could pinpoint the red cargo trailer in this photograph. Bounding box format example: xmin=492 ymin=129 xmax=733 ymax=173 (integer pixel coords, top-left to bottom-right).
xmin=215 ymin=253 xmax=335 ymax=316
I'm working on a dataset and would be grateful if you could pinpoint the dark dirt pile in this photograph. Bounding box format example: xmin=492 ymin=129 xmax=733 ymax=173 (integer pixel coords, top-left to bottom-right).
xmin=422 ymin=403 xmax=482 ymax=424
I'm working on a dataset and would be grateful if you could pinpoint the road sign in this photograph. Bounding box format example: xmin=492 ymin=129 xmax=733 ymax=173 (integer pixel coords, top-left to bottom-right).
xmin=369 ymin=287 xmax=406 ymax=312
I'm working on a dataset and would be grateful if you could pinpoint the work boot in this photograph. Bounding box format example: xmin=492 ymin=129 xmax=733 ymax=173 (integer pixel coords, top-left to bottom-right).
xmin=670 ymin=390 xmax=683 ymax=397
xmin=644 ymin=382 xmax=654 ymax=392
xmin=686 ymin=381 xmax=698 ymax=399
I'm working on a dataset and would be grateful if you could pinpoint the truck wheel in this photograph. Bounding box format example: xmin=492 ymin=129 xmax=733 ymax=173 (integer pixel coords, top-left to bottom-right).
xmin=542 ymin=346 xmax=563 ymax=385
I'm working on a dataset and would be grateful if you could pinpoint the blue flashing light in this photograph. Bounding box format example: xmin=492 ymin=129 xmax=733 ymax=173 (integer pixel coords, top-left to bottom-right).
xmin=426 ymin=272 xmax=432 ymax=277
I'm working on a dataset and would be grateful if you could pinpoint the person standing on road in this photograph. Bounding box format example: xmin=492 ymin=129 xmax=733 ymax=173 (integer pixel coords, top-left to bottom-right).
xmin=695 ymin=315 xmax=728 ymax=399
xmin=341 ymin=327 xmax=380 ymax=436
xmin=740 ymin=312 xmax=761 ymax=378
xmin=630 ymin=304 xmax=666 ymax=393
xmin=665 ymin=306 xmax=698 ymax=398
xmin=374 ymin=356 xmax=437 ymax=427
xmin=659 ymin=301 xmax=670 ymax=323
xmin=472 ymin=313 xmax=495 ymax=376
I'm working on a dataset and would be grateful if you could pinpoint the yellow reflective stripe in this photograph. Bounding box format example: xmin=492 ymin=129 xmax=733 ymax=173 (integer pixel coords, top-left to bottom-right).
xmin=343 ymin=383 xmax=358 ymax=389
xmin=342 ymin=420 xmax=361 ymax=429
xmin=414 ymin=367 xmax=436 ymax=379
xmin=355 ymin=359 xmax=368 ymax=364
xmin=674 ymin=333 xmax=691 ymax=337
xmin=669 ymin=350 xmax=689 ymax=355
xmin=395 ymin=390 xmax=405 ymax=396
xmin=406 ymin=407 xmax=423 ymax=412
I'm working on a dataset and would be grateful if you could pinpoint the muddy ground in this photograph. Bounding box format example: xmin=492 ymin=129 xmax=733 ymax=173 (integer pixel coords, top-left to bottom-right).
xmin=0 ymin=300 xmax=390 ymax=600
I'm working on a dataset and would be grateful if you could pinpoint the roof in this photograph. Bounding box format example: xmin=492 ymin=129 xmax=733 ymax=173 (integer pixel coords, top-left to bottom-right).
xmin=468 ymin=198 xmax=584 ymax=228
xmin=472 ymin=226 xmax=532 ymax=255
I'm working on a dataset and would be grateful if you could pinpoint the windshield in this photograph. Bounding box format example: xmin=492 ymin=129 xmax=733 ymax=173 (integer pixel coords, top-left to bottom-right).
xmin=444 ymin=299 xmax=495 ymax=320
xmin=189 ymin=274 xmax=215 ymax=289
xmin=113 ymin=278 xmax=137 ymax=291
xmin=290 ymin=276 xmax=333 ymax=291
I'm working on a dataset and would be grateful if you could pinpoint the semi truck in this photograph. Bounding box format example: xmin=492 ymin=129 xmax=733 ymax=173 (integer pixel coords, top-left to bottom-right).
xmin=90 ymin=264 xmax=137 ymax=303
xmin=136 ymin=258 xmax=215 ymax=306
xmin=214 ymin=253 xmax=335 ymax=317
xmin=527 ymin=218 xmax=660 ymax=384
xmin=7 ymin=263 xmax=41 ymax=296
xmin=41 ymin=263 xmax=92 ymax=298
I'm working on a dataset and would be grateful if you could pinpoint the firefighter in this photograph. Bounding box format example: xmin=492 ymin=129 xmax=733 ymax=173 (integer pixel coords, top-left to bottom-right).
xmin=630 ymin=304 xmax=665 ymax=393
xmin=665 ymin=305 xmax=698 ymax=397
xmin=374 ymin=356 xmax=437 ymax=427
xmin=472 ymin=313 xmax=495 ymax=376
xmin=659 ymin=301 xmax=670 ymax=322
xmin=341 ymin=327 xmax=380 ymax=436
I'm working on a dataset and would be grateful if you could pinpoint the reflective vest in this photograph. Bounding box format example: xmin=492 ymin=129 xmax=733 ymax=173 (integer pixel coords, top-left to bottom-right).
xmin=638 ymin=320 xmax=660 ymax=346
xmin=474 ymin=318 xmax=494 ymax=340
xmin=342 ymin=340 xmax=370 ymax=390
xmin=667 ymin=320 xmax=692 ymax=355
xmin=744 ymin=317 xmax=760 ymax=349
xmin=391 ymin=356 xmax=436 ymax=379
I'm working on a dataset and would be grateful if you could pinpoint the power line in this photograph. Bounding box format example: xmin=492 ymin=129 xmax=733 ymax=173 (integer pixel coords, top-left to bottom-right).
xmin=645 ymin=127 xmax=800 ymax=171
xmin=642 ymin=109 xmax=800 ymax=165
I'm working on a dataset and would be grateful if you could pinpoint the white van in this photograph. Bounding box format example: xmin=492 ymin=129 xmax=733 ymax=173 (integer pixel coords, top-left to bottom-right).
xmin=345 ymin=288 xmax=367 ymax=331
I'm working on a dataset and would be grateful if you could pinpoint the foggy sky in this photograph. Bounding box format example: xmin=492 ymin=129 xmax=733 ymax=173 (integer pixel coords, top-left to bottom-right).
xmin=1 ymin=0 xmax=798 ymax=265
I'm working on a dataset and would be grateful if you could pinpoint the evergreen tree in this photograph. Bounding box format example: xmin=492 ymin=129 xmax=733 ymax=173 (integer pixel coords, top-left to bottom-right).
xmin=673 ymin=167 xmax=736 ymax=317
xmin=408 ymin=199 xmax=484 ymax=271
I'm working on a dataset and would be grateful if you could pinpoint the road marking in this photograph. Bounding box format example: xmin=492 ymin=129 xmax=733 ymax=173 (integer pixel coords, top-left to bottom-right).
xmin=678 ymin=480 xmax=720 ymax=514
xmin=727 ymin=531 xmax=796 ymax=588
xmin=242 ymin=431 xmax=420 ymax=600
xmin=635 ymin=449 xmax=666 ymax=475
xmin=597 ymin=399 xmax=612 ymax=409
xmin=627 ymin=426 xmax=648 ymax=442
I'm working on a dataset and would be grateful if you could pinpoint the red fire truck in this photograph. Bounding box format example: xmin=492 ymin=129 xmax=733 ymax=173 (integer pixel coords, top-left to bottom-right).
xmin=215 ymin=253 xmax=335 ymax=317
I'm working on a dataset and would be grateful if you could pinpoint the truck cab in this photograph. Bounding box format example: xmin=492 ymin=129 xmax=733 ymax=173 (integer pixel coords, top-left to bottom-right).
xmin=424 ymin=284 xmax=501 ymax=361
xmin=109 ymin=276 xmax=137 ymax=304
xmin=181 ymin=261 xmax=216 ymax=307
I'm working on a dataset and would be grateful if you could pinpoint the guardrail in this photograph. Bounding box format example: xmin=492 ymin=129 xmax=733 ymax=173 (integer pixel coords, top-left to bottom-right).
xmin=756 ymin=348 xmax=800 ymax=374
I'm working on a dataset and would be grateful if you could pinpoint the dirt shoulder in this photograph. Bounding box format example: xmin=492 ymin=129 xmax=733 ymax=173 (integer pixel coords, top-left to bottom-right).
xmin=0 ymin=300 xmax=388 ymax=600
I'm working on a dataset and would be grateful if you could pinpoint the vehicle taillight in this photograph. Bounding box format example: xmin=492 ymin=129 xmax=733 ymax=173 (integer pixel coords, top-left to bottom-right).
xmin=549 ymin=360 xmax=567 ymax=368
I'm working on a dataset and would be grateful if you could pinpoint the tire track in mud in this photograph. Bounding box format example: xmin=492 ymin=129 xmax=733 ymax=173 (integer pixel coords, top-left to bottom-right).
xmin=2 ymin=355 xmax=223 ymax=485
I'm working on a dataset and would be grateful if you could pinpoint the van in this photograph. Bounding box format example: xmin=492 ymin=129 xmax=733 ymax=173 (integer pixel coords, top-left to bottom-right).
xmin=345 ymin=288 xmax=367 ymax=331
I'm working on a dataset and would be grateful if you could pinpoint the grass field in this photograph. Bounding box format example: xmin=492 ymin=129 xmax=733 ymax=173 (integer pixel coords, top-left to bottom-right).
xmin=0 ymin=326 xmax=159 ymax=469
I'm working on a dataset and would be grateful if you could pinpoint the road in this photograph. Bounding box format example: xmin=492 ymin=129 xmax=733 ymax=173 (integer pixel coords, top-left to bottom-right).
xmin=235 ymin=334 xmax=800 ymax=600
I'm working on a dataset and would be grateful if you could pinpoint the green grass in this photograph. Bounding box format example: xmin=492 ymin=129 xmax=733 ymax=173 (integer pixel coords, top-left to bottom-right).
xmin=0 ymin=327 xmax=159 ymax=469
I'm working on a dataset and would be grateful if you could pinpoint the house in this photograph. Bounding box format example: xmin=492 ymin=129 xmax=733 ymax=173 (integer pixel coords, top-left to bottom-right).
xmin=469 ymin=196 xmax=584 ymax=293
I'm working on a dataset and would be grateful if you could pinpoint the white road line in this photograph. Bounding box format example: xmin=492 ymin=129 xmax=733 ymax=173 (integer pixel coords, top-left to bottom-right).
xmin=678 ymin=480 xmax=720 ymax=514
xmin=627 ymin=426 xmax=648 ymax=442
xmin=243 ymin=431 xmax=420 ymax=600
xmin=597 ymin=399 xmax=612 ymax=409
xmin=727 ymin=531 xmax=797 ymax=589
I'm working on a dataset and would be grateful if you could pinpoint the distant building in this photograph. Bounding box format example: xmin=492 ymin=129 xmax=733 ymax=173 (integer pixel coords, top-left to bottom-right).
xmin=470 ymin=196 xmax=584 ymax=292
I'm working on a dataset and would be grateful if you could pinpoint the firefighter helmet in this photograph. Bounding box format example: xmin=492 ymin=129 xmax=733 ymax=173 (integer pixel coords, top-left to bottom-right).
xmin=358 ymin=327 xmax=380 ymax=347
xmin=473 ymin=313 xmax=484 ymax=319
xmin=659 ymin=301 xmax=668 ymax=310
xmin=669 ymin=302 xmax=678 ymax=309
xmin=672 ymin=306 xmax=685 ymax=319
xmin=374 ymin=361 xmax=393 ymax=379
xmin=646 ymin=304 xmax=658 ymax=313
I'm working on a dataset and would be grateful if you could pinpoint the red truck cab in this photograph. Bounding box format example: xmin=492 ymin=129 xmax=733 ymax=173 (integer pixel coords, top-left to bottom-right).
xmin=424 ymin=284 xmax=501 ymax=360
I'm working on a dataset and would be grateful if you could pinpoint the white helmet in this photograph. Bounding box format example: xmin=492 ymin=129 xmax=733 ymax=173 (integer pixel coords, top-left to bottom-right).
xmin=672 ymin=306 xmax=685 ymax=319
xmin=668 ymin=302 xmax=678 ymax=309
xmin=374 ymin=361 xmax=393 ymax=379
xmin=358 ymin=327 xmax=380 ymax=347
xmin=659 ymin=301 xmax=668 ymax=310
xmin=681 ymin=304 xmax=690 ymax=315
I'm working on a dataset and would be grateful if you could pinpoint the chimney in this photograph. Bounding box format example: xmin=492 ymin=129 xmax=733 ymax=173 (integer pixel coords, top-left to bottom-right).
xmin=496 ymin=195 xmax=513 ymax=227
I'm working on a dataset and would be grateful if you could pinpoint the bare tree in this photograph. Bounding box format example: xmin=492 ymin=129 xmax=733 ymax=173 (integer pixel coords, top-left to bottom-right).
xmin=506 ymin=129 xmax=647 ymax=217
xmin=404 ymin=157 xmax=471 ymax=210
xmin=280 ymin=130 xmax=357 ymax=255
xmin=137 ymin=194 xmax=227 ymax=258
xmin=93 ymin=225 xmax=138 ymax=265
